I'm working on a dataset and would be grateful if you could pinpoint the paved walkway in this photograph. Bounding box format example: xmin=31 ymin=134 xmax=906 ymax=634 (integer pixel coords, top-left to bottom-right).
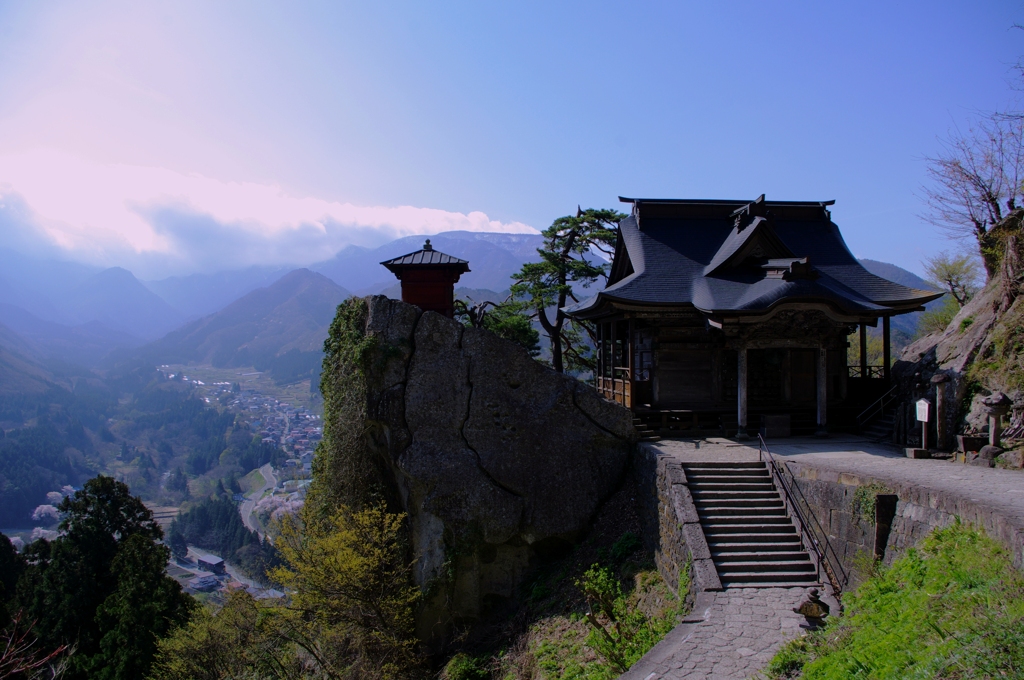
xmin=622 ymin=587 xmax=812 ymax=680
xmin=622 ymin=435 xmax=1024 ymax=679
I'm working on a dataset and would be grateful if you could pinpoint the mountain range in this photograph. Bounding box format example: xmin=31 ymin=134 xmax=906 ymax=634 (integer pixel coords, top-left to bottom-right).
xmin=0 ymin=234 xmax=943 ymax=382
xmin=137 ymin=269 xmax=350 ymax=383
xmin=312 ymin=231 xmax=544 ymax=294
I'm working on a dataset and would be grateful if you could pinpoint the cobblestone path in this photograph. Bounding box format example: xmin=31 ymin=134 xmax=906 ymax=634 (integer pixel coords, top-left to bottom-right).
xmin=622 ymin=587 xmax=815 ymax=680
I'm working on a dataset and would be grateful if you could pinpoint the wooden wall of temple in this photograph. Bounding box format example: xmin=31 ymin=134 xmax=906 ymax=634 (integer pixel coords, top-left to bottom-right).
xmin=596 ymin=311 xmax=850 ymax=413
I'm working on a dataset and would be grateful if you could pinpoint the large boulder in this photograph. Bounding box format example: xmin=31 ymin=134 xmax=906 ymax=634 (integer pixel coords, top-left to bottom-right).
xmin=357 ymin=297 xmax=635 ymax=645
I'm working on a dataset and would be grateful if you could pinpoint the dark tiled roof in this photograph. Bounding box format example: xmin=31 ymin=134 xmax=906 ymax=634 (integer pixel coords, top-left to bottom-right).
xmin=380 ymin=239 xmax=470 ymax=272
xmin=565 ymin=197 xmax=942 ymax=319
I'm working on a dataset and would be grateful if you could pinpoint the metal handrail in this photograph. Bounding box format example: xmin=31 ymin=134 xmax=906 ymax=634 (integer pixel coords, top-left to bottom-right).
xmin=856 ymin=385 xmax=899 ymax=431
xmin=758 ymin=434 xmax=845 ymax=599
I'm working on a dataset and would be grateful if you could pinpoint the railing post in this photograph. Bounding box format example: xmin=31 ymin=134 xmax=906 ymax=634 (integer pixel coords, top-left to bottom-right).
xmin=859 ymin=323 xmax=867 ymax=378
xmin=737 ymin=346 xmax=749 ymax=439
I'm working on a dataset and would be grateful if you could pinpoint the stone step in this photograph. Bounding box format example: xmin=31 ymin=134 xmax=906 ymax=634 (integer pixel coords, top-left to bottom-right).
xmin=686 ymin=474 xmax=771 ymax=484
xmin=695 ymin=503 xmax=786 ymax=513
xmin=712 ymin=550 xmax=809 ymax=562
xmin=699 ymin=515 xmax=791 ymax=525
xmin=698 ymin=508 xmax=788 ymax=518
xmin=706 ymin=534 xmax=802 ymax=546
xmin=686 ymin=466 xmax=769 ymax=473
xmin=703 ymin=524 xmax=798 ymax=535
xmin=716 ymin=560 xmax=814 ymax=574
xmin=687 ymin=483 xmax=776 ymax=492
xmin=695 ymin=496 xmax=783 ymax=504
xmin=683 ymin=462 xmax=767 ymax=469
xmin=719 ymin=571 xmax=818 ymax=585
xmin=688 ymin=466 xmax=770 ymax=473
xmin=691 ymin=491 xmax=782 ymax=501
xmin=709 ymin=540 xmax=805 ymax=552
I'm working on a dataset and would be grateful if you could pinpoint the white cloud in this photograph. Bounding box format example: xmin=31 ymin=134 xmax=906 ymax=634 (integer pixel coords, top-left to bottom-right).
xmin=0 ymin=149 xmax=537 ymax=276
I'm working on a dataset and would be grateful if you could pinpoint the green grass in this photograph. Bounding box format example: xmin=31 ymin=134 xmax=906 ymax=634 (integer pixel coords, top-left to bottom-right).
xmin=239 ymin=468 xmax=265 ymax=493
xmin=764 ymin=522 xmax=1024 ymax=679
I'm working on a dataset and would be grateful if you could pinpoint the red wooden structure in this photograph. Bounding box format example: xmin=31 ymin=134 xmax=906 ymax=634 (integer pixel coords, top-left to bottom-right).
xmin=381 ymin=240 xmax=470 ymax=318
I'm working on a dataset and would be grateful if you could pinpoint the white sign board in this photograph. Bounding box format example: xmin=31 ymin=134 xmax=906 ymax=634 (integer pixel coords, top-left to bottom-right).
xmin=916 ymin=398 xmax=931 ymax=423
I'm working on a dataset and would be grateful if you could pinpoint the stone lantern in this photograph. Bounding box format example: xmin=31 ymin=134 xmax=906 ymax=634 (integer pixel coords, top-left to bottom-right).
xmin=981 ymin=392 xmax=1012 ymax=447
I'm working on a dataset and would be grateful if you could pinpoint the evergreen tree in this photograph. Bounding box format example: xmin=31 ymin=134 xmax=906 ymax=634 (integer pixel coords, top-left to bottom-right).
xmin=510 ymin=208 xmax=625 ymax=373
xmin=13 ymin=476 xmax=194 ymax=680
xmin=0 ymin=533 xmax=25 ymax=628
xmin=167 ymin=523 xmax=188 ymax=560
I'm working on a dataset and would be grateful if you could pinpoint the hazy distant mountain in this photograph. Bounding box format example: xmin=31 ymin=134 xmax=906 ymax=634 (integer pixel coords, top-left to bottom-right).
xmin=144 ymin=266 xmax=293 ymax=319
xmin=141 ymin=269 xmax=351 ymax=383
xmin=0 ymin=303 xmax=145 ymax=367
xmin=53 ymin=267 xmax=184 ymax=340
xmin=313 ymin=231 xmax=544 ymax=294
xmin=0 ymin=322 xmax=52 ymax=395
xmin=0 ymin=249 xmax=99 ymax=322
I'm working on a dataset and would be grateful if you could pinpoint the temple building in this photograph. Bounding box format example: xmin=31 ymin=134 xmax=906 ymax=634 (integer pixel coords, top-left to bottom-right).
xmin=564 ymin=196 xmax=942 ymax=437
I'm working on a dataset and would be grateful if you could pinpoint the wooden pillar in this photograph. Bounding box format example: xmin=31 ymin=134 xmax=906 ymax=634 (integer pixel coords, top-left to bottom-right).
xmin=859 ymin=324 xmax=868 ymax=377
xmin=736 ymin=346 xmax=749 ymax=440
xmin=782 ymin=350 xmax=792 ymax=403
xmin=882 ymin=316 xmax=891 ymax=385
xmin=610 ymin=322 xmax=617 ymax=404
xmin=627 ymin=319 xmax=634 ymax=409
xmin=816 ymin=346 xmax=828 ymax=436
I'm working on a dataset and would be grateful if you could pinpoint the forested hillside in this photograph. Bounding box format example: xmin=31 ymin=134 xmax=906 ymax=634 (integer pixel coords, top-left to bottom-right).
xmin=137 ymin=269 xmax=350 ymax=384
xmin=0 ymin=359 xmax=285 ymax=529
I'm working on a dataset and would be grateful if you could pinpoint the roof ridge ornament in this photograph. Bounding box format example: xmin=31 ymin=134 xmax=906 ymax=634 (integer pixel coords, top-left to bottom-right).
xmin=732 ymin=194 xmax=769 ymax=230
xmin=423 ymin=239 xmax=433 ymax=251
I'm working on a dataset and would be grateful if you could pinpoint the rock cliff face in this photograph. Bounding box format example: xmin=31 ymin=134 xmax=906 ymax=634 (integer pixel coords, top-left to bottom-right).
xmin=353 ymin=296 xmax=634 ymax=645
xmin=896 ymin=276 xmax=1023 ymax=439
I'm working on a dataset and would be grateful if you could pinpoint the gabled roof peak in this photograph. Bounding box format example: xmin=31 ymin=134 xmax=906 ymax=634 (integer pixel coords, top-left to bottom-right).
xmin=704 ymin=215 xmax=794 ymax=276
xmin=380 ymin=241 xmax=470 ymax=272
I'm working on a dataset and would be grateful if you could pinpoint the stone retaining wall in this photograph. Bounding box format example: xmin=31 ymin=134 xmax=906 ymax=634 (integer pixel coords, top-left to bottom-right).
xmin=782 ymin=459 xmax=1024 ymax=585
xmin=635 ymin=444 xmax=721 ymax=596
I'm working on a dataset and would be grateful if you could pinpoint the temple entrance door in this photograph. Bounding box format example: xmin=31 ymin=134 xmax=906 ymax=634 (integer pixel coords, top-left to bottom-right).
xmin=790 ymin=349 xmax=817 ymax=403
xmin=633 ymin=329 xmax=653 ymax=407
xmin=748 ymin=349 xmax=785 ymax=406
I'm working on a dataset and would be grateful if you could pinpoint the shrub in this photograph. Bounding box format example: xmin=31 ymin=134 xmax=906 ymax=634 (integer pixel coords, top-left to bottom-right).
xmin=575 ymin=560 xmax=688 ymax=673
xmin=765 ymin=522 xmax=1024 ymax=679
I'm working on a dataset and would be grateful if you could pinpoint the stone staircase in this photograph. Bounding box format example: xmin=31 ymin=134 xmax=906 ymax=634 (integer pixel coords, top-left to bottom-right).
xmin=633 ymin=417 xmax=661 ymax=442
xmin=862 ymin=410 xmax=896 ymax=442
xmin=683 ymin=461 xmax=818 ymax=588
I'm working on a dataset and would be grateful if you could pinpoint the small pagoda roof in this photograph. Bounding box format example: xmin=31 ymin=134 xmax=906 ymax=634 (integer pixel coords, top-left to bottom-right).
xmin=564 ymin=196 xmax=943 ymax=320
xmin=380 ymin=239 xmax=470 ymax=273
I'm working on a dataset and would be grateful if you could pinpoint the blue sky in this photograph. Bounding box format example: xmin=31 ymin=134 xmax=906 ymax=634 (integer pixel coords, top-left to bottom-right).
xmin=0 ymin=1 xmax=1020 ymax=277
